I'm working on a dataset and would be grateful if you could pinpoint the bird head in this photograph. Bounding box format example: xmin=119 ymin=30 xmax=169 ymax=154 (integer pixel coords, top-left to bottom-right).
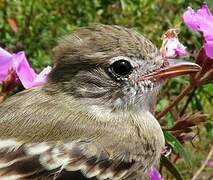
xmin=48 ymin=24 xmax=200 ymax=115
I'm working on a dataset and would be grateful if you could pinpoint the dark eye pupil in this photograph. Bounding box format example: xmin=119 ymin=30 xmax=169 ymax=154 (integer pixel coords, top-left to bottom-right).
xmin=110 ymin=60 xmax=133 ymax=76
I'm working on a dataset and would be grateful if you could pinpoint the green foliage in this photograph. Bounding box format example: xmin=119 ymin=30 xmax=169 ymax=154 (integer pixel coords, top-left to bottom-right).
xmin=164 ymin=131 xmax=192 ymax=167
xmin=161 ymin=155 xmax=184 ymax=180
xmin=1 ymin=0 xmax=212 ymax=71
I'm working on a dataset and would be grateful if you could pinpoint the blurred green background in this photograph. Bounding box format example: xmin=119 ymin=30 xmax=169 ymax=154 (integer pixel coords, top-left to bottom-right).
xmin=0 ymin=0 xmax=212 ymax=179
xmin=1 ymin=0 xmax=213 ymax=70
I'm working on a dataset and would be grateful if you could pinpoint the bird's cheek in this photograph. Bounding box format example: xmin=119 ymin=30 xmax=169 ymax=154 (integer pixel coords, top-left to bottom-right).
xmin=127 ymin=86 xmax=138 ymax=96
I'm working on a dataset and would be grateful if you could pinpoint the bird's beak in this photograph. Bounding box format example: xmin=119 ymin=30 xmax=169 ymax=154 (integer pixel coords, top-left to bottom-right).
xmin=143 ymin=59 xmax=201 ymax=81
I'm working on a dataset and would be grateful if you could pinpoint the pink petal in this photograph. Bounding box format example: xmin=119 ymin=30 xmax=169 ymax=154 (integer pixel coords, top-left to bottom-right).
xmin=204 ymin=42 xmax=213 ymax=59
xmin=0 ymin=47 xmax=51 ymax=89
xmin=183 ymin=7 xmax=199 ymax=31
xmin=148 ymin=167 xmax=163 ymax=180
xmin=0 ymin=47 xmax=13 ymax=82
xmin=161 ymin=38 xmax=188 ymax=58
xmin=175 ymin=45 xmax=188 ymax=57
xmin=203 ymin=29 xmax=213 ymax=42
xmin=183 ymin=5 xmax=213 ymax=32
xmin=32 ymin=66 xmax=52 ymax=87
xmin=197 ymin=4 xmax=213 ymax=21
xmin=183 ymin=4 xmax=213 ymax=59
xmin=208 ymin=161 xmax=213 ymax=167
xmin=13 ymin=52 xmax=37 ymax=89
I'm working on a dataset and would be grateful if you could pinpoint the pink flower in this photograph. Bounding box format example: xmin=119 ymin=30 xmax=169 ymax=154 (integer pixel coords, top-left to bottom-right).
xmin=208 ymin=161 xmax=213 ymax=167
xmin=0 ymin=47 xmax=51 ymax=89
xmin=160 ymin=29 xmax=188 ymax=58
xmin=148 ymin=167 xmax=163 ymax=180
xmin=183 ymin=4 xmax=213 ymax=59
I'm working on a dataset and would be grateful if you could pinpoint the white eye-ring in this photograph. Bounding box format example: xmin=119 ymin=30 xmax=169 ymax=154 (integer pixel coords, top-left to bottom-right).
xmin=109 ymin=56 xmax=131 ymax=63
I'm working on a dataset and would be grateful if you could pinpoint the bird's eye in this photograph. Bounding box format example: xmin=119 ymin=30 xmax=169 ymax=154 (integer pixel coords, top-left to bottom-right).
xmin=110 ymin=60 xmax=133 ymax=76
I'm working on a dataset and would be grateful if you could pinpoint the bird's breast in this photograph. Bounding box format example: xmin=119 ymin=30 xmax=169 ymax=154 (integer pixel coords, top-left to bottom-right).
xmin=127 ymin=110 xmax=165 ymax=174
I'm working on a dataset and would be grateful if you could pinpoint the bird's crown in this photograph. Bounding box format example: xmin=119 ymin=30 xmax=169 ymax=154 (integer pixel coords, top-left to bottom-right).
xmin=47 ymin=24 xmax=164 ymax=113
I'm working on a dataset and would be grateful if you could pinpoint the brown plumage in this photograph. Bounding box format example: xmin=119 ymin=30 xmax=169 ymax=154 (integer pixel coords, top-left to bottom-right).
xmin=0 ymin=24 xmax=200 ymax=179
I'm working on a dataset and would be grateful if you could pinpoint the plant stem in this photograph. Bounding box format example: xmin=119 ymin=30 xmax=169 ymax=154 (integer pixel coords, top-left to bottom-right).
xmin=157 ymin=69 xmax=213 ymax=120
xmin=157 ymin=84 xmax=194 ymax=120
xmin=179 ymin=88 xmax=196 ymax=116
xmin=191 ymin=146 xmax=213 ymax=180
xmin=0 ymin=93 xmax=6 ymax=104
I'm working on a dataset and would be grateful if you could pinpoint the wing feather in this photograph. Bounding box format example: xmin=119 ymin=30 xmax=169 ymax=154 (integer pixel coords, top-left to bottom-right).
xmin=0 ymin=139 xmax=135 ymax=179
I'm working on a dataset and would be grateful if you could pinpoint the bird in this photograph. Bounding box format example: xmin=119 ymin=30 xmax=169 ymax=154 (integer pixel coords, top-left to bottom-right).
xmin=0 ymin=24 xmax=200 ymax=180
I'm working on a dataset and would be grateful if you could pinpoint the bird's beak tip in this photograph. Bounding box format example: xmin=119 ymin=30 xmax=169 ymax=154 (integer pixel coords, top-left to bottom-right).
xmin=144 ymin=58 xmax=201 ymax=81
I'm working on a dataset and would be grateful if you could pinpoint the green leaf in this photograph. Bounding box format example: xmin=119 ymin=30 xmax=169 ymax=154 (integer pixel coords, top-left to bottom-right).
xmin=164 ymin=131 xmax=192 ymax=167
xmin=165 ymin=112 xmax=175 ymax=128
xmin=203 ymin=83 xmax=213 ymax=93
xmin=156 ymin=99 xmax=169 ymax=112
xmin=206 ymin=0 xmax=213 ymax=8
xmin=161 ymin=155 xmax=184 ymax=180
xmin=120 ymin=0 xmax=130 ymax=11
